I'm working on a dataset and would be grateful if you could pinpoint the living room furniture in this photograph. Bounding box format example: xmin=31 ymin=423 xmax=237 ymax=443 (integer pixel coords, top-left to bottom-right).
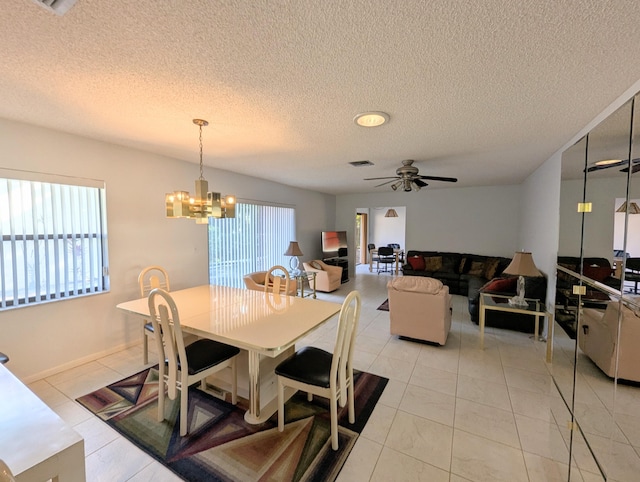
xmin=368 ymin=247 xmax=403 ymax=274
xmin=480 ymin=293 xmax=554 ymax=362
xmin=623 ymin=257 xmax=640 ymax=293
xmin=402 ymin=250 xmax=512 ymax=297
xmin=302 ymin=260 xmax=341 ymax=293
xmin=264 ymin=265 xmax=291 ymax=294
xmin=387 ymin=276 xmax=452 ymax=345
xmin=148 ymin=288 xmax=240 ymax=436
xmin=243 ymin=270 xmax=297 ymax=296
xmin=275 ymin=290 xmax=361 ymax=450
xmin=138 ymin=265 xmax=170 ymax=364
xmin=117 ymin=284 xmax=342 ymax=424
xmin=291 ymin=271 xmax=317 ymax=298
xmin=376 ymin=246 xmax=395 ymax=274
xmin=0 ymin=363 xmax=85 ymax=481
xmin=580 ymin=301 xmax=640 ymax=382
xmin=323 ymin=257 xmax=349 ymax=283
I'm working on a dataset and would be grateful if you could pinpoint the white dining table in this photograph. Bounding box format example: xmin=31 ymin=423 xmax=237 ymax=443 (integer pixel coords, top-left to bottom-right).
xmin=117 ymin=284 xmax=341 ymax=424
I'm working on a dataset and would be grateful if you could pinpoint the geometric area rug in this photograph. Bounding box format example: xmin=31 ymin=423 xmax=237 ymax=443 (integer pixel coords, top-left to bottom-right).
xmin=77 ymin=366 xmax=388 ymax=482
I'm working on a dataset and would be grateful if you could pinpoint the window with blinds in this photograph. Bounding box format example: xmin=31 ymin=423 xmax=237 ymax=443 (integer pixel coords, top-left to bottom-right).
xmin=0 ymin=172 xmax=109 ymax=309
xmin=208 ymin=202 xmax=295 ymax=288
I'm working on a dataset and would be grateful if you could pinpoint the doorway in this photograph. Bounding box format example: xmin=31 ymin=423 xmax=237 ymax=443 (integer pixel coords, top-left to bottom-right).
xmin=355 ymin=212 xmax=368 ymax=265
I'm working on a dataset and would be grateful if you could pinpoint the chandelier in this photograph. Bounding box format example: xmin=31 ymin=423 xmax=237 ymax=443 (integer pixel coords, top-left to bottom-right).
xmin=165 ymin=119 xmax=235 ymax=223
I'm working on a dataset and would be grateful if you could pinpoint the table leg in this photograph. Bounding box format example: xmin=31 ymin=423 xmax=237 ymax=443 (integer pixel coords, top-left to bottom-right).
xmin=479 ymin=297 xmax=485 ymax=349
xmin=245 ymin=350 xmax=262 ymax=423
xmin=369 ymin=251 xmax=373 ymax=272
xmin=546 ymin=312 xmax=554 ymax=363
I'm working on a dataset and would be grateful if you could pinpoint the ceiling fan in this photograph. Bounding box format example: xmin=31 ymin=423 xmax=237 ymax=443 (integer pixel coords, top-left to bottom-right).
xmin=364 ymin=159 xmax=458 ymax=191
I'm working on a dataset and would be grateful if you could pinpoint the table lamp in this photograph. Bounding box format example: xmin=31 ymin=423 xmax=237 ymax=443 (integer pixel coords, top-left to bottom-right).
xmin=284 ymin=241 xmax=304 ymax=276
xmin=502 ymin=251 xmax=542 ymax=307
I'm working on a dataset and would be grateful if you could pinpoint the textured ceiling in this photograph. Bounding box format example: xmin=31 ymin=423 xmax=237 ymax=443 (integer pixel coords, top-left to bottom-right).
xmin=3 ymin=0 xmax=640 ymax=194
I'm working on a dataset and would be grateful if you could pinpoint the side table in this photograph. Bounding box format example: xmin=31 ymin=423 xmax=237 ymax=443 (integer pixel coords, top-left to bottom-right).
xmin=292 ymin=271 xmax=317 ymax=299
xmin=479 ymin=293 xmax=554 ymax=362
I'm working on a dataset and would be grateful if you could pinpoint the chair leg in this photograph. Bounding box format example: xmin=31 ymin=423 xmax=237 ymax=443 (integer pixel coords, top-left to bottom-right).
xmin=307 ymin=392 xmax=313 ymax=402
xmin=347 ymin=377 xmax=355 ymax=424
xmin=330 ymin=390 xmax=339 ymax=450
xmin=231 ymin=358 xmax=238 ymax=405
xmin=180 ymin=387 xmax=188 ymax=437
xmin=277 ymin=378 xmax=285 ymax=432
xmin=142 ymin=324 xmax=149 ymax=365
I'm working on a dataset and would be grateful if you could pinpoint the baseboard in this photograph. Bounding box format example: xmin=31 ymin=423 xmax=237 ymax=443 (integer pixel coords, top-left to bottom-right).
xmin=20 ymin=340 xmax=141 ymax=384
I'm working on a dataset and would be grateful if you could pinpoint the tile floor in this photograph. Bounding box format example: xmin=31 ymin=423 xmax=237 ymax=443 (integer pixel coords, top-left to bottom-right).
xmin=25 ymin=264 xmax=640 ymax=481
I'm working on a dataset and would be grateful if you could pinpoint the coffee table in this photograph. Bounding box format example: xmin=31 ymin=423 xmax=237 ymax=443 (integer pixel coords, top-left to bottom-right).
xmin=479 ymin=293 xmax=554 ymax=362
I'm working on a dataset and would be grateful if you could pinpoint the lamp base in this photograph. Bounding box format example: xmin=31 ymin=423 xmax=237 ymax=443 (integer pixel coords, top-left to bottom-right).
xmin=508 ymin=276 xmax=528 ymax=307
xmin=289 ymin=257 xmax=301 ymax=276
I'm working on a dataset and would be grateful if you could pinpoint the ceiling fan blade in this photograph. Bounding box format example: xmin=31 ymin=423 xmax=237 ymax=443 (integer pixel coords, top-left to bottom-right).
xmin=375 ymin=179 xmax=396 ymax=187
xmin=418 ymin=175 xmax=458 ymax=182
xmin=363 ymin=176 xmax=400 ymax=181
xmin=414 ymin=179 xmax=428 ymax=188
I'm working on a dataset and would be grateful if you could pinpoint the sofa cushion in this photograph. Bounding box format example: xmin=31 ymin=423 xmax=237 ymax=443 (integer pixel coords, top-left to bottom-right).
xmin=583 ymin=264 xmax=613 ymax=282
xmin=408 ymin=255 xmax=425 ymax=270
xmin=310 ymin=260 xmax=323 ymax=270
xmin=424 ymin=256 xmax=442 ymax=271
xmin=481 ymin=276 xmax=517 ymax=293
xmin=458 ymin=257 xmax=470 ymax=274
xmin=468 ymin=260 xmax=484 ymax=277
xmin=483 ymin=257 xmax=501 ymax=280
xmin=388 ymin=276 xmax=443 ymax=294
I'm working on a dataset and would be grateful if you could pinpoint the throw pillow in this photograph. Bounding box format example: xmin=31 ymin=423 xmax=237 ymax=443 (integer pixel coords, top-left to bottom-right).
xmin=583 ymin=264 xmax=612 ymax=282
xmin=468 ymin=260 xmax=484 ymax=276
xmin=424 ymin=256 xmax=442 ymax=272
xmin=310 ymin=260 xmax=323 ymax=270
xmin=481 ymin=276 xmax=517 ymax=293
xmin=458 ymin=257 xmax=470 ymax=274
xmin=407 ymin=255 xmax=425 ymax=271
xmin=483 ymin=257 xmax=501 ymax=280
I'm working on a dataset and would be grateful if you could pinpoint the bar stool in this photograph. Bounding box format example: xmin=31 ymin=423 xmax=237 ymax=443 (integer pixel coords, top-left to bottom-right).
xmin=0 ymin=353 xmax=9 ymax=364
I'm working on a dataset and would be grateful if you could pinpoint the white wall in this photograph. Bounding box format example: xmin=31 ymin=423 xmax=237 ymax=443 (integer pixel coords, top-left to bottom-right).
xmin=369 ymin=206 xmax=406 ymax=249
xmin=0 ymin=118 xmax=335 ymax=380
xmin=337 ymin=185 xmax=521 ymax=277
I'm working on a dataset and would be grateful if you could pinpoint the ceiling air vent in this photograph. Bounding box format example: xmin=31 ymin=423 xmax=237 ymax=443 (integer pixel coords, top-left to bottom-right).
xmin=32 ymin=0 xmax=79 ymax=16
xmin=349 ymin=160 xmax=375 ymax=167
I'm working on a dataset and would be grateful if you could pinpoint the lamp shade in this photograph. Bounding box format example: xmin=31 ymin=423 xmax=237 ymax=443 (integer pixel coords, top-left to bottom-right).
xmin=502 ymin=251 xmax=542 ymax=277
xmin=284 ymin=241 xmax=304 ymax=257
xmin=385 ymin=208 xmax=398 ymax=218
xmin=616 ymin=201 xmax=640 ymax=214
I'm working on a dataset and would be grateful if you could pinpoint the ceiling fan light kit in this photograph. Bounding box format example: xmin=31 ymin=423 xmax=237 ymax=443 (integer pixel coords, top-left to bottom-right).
xmin=363 ymin=159 xmax=458 ymax=192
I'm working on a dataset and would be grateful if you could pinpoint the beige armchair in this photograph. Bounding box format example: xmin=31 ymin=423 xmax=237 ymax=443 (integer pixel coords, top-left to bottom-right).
xmin=302 ymin=260 xmax=342 ymax=293
xmin=580 ymin=301 xmax=640 ymax=382
xmin=387 ymin=276 xmax=452 ymax=345
xmin=243 ymin=271 xmax=297 ymax=296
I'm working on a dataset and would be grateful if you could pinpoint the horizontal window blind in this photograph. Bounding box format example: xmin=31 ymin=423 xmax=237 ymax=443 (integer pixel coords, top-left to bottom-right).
xmin=208 ymin=202 xmax=295 ymax=288
xmin=0 ymin=176 xmax=109 ymax=309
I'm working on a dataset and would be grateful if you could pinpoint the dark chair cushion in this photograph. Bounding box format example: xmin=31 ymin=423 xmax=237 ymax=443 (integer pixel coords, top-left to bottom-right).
xmin=183 ymin=339 xmax=240 ymax=375
xmin=275 ymin=346 xmax=333 ymax=388
xmin=144 ymin=322 xmax=154 ymax=333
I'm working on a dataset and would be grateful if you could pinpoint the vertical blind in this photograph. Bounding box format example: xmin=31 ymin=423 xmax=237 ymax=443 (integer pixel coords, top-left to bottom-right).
xmin=208 ymin=202 xmax=295 ymax=288
xmin=0 ymin=177 xmax=108 ymax=309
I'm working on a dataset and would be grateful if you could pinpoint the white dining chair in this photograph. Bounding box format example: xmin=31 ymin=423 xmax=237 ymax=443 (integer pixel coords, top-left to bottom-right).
xmin=148 ymin=288 xmax=240 ymax=436
xmin=275 ymin=290 xmax=361 ymax=450
xmin=138 ymin=265 xmax=170 ymax=364
xmin=264 ymin=265 xmax=291 ymax=294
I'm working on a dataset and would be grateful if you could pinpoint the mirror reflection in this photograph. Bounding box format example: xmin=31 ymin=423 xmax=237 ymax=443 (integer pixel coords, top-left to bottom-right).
xmin=556 ymin=96 xmax=640 ymax=481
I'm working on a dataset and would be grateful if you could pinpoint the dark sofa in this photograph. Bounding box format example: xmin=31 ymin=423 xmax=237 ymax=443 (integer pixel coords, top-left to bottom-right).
xmin=402 ymin=250 xmax=547 ymax=334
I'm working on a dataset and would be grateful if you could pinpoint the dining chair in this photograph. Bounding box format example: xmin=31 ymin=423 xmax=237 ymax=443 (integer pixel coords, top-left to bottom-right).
xmin=0 ymin=353 xmax=8 ymax=365
xmin=377 ymin=246 xmax=395 ymax=274
xmin=368 ymin=243 xmax=379 ymax=270
xmin=265 ymin=265 xmax=291 ymax=294
xmin=138 ymin=265 xmax=170 ymax=364
xmin=148 ymin=288 xmax=240 ymax=436
xmin=275 ymin=290 xmax=361 ymax=450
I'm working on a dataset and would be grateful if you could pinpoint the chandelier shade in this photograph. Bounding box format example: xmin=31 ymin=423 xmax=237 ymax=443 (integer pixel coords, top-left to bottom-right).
xmin=165 ymin=119 xmax=235 ymax=222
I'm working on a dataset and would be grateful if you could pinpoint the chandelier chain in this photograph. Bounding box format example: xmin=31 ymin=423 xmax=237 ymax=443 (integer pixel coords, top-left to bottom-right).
xmin=198 ymin=124 xmax=204 ymax=180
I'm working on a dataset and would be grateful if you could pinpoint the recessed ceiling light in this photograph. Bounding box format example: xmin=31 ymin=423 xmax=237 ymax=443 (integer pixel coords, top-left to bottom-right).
xmin=354 ymin=111 xmax=389 ymax=127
